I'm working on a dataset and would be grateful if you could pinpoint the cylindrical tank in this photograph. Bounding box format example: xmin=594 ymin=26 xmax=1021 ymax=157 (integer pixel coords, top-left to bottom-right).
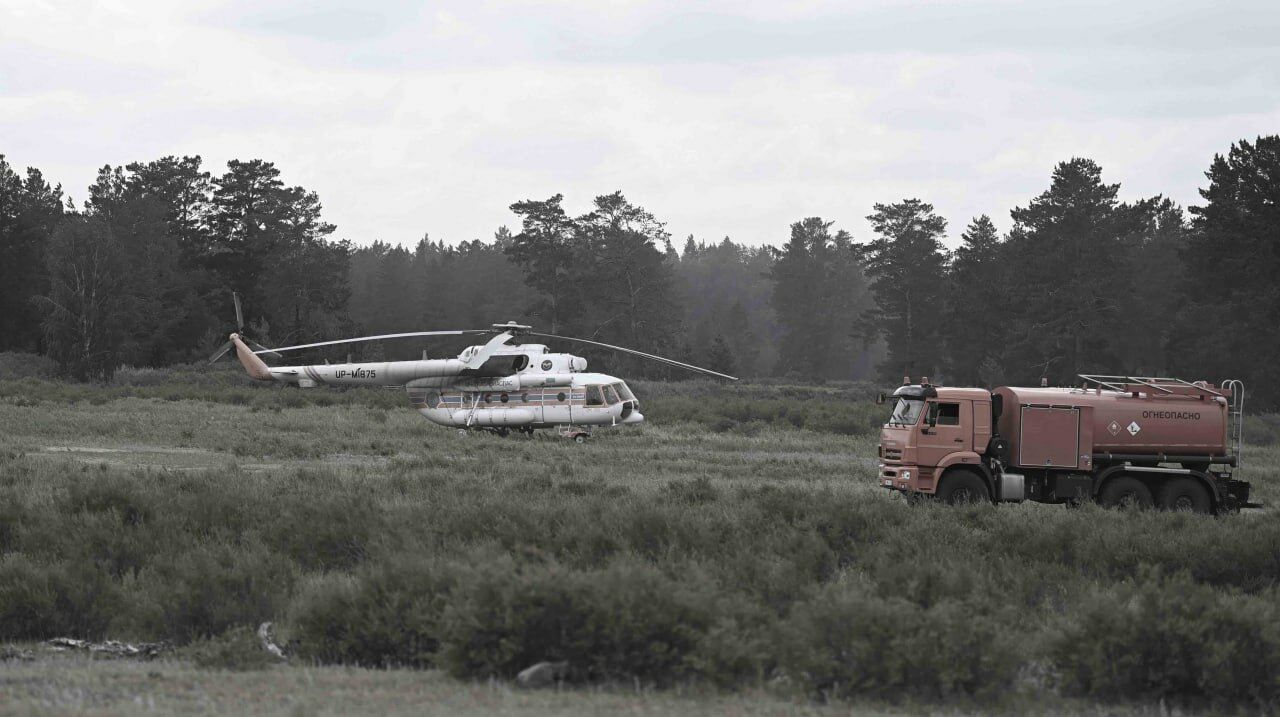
xmin=993 ymin=386 xmax=1229 ymax=459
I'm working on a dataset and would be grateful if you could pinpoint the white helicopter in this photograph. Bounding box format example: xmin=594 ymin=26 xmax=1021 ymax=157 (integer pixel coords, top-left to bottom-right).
xmin=210 ymin=297 xmax=736 ymax=440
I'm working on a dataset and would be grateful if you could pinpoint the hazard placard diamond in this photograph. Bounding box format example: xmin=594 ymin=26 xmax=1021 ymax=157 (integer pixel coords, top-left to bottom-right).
xmin=1107 ymin=420 xmax=1120 ymax=436
xmin=1127 ymin=421 xmax=1141 ymax=436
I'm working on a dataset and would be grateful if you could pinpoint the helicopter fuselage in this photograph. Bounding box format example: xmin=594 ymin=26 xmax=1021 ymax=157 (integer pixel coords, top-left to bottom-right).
xmin=231 ymin=334 xmax=644 ymax=431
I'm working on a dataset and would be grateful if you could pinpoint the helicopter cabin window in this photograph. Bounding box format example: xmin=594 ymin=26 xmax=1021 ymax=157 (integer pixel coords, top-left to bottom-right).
xmin=585 ymin=386 xmax=605 ymax=406
xmin=424 ymin=391 xmax=441 ymax=409
xmin=933 ymin=402 xmax=960 ymax=426
xmin=482 ymin=392 xmax=492 ymax=404
xmin=557 ymin=392 xmax=566 ymax=402
xmin=520 ymin=393 xmax=529 ymax=403
xmin=602 ymin=385 xmax=621 ymax=404
xmin=500 ymin=393 xmax=509 ymax=404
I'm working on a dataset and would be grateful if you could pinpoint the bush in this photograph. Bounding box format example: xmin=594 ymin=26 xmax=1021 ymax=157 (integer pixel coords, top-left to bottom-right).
xmin=777 ymin=581 xmax=1017 ymax=701
xmin=0 ymin=352 xmax=56 ymax=380
xmin=125 ymin=542 xmax=295 ymax=643
xmin=288 ymin=557 xmax=461 ymax=668
xmin=1050 ymin=570 xmax=1280 ymax=705
xmin=184 ymin=625 xmax=280 ymax=671
xmin=263 ymin=491 xmax=383 ymax=571
xmin=0 ymin=554 xmax=120 ymax=640
xmin=437 ymin=559 xmax=715 ymax=684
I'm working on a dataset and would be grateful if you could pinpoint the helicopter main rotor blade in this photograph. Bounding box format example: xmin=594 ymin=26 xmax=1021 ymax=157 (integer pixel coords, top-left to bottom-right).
xmin=208 ymin=340 xmax=234 ymax=364
xmin=232 ymin=291 xmax=245 ymax=332
xmin=244 ymin=338 xmax=282 ymax=361
xmin=528 ymin=332 xmax=739 ymax=381
xmin=254 ymin=330 xmax=491 ymax=355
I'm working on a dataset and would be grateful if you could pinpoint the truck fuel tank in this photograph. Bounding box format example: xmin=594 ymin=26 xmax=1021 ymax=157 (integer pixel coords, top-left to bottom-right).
xmin=994 ymin=384 xmax=1230 ymax=467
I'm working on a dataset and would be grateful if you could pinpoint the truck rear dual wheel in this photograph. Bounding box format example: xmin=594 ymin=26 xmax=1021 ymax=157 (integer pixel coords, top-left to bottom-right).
xmin=1157 ymin=478 xmax=1212 ymax=514
xmin=1098 ymin=477 xmax=1153 ymax=509
xmin=936 ymin=471 xmax=991 ymax=505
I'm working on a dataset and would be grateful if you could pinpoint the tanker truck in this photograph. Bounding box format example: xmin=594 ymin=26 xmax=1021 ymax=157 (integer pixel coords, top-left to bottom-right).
xmin=877 ymin=375 xmax=1253 ymax=513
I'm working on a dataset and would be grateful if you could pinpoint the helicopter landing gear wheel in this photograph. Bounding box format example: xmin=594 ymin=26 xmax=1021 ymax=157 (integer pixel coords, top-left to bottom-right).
xmin=456 ymin=429 xmax=468 ymax=437
xmin=560 ymin=427 xmax=590 ymax=443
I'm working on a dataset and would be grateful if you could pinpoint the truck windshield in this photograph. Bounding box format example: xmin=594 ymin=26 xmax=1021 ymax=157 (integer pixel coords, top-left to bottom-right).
xmin=888 ymin=398 xmax=924 ymax=426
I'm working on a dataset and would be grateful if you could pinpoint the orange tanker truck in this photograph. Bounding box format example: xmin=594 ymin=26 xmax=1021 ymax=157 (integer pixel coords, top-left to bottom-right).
xmin=877 ymin=375 xmax=1253 ymax=514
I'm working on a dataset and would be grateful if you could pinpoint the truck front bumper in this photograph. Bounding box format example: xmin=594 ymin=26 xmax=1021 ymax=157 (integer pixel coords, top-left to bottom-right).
xmin=879 ymin=463 xmax=934 ymax=494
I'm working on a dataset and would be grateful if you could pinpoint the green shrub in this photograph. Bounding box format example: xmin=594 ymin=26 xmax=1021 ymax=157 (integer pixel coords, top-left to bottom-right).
xmin=0 ymin=352 xmax=56 ymax=380
xmin=437 ymin=559 xmax=715 ymax=684
xmin=777 ymin=581 xmax=1017 ymax=701
xmin=263 ymin=491 xmax=383 ymax=571
xmin=288 ymin=557 xmax=461 ymax=668
xmin=125 ymin=542 xmax=295 ymax=643
xmin=1050 ymin=570 xmax=1280 ymax=705
xmin=184 ymin=625 xmax=280 ymax=671
xmin=0 ymin=554 xmax=119 ymax=640
xmin=660 ymin=477 xmax=719 ymax=505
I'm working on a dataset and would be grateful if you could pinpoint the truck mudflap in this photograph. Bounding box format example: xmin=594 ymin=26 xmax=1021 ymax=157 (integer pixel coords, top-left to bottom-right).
xmin=1216 ymin=477 xmax=1256 ymax=511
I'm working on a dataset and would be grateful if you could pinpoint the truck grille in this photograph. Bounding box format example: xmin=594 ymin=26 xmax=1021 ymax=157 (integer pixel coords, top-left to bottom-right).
xmin=883 ymin=448 xmax=902 ymax=461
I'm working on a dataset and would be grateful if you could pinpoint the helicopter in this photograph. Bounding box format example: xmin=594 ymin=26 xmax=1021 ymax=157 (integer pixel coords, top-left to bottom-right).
xmin=210 ymin=296 xmax=737 ymax=440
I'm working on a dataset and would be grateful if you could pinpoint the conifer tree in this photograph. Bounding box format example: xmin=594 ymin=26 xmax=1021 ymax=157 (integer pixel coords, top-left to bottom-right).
xmin=944 ymin=215 xmax=1004 ymax=385
xmin=859 ymin=200 xmax=950 ymax=381
xmin=1175 ymin=135 xmax=1280 ymax=406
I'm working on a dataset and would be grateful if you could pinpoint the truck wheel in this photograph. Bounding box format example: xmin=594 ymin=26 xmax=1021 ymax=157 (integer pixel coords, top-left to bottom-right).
xmin=936 ymin=471 xmax=990 ymax=505
xmin=1099 ymin=477 xmax=1153 ymax=510
xmin=1157 ymin=478 xmax=1212 ymax=514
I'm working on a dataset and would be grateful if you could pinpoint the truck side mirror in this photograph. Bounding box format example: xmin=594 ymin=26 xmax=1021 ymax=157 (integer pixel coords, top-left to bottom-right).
xmin=875 ymin=392 xmax=887 ymax=405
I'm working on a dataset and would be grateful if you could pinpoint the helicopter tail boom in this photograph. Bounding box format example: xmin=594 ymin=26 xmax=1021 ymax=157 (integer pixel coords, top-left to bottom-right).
xmin=230 ymin=334 xmax=274 ymax=381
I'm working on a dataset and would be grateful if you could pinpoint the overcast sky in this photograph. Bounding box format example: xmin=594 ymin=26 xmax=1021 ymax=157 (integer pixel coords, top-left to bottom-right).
xmin=2 ymin=1 xmax=1277 ymax=248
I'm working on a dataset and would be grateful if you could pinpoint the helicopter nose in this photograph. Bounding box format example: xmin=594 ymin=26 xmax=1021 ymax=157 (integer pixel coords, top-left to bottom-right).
xmin=622 ymin=410 xmax=644 ymax=425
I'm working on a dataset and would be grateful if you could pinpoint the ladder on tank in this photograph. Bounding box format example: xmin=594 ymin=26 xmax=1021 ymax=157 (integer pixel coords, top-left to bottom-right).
xmin=1220 ymin=379 xmax=1245 ymax=467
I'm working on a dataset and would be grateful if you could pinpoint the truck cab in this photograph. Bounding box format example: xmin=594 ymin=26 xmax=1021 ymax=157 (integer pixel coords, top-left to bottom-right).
xmin=879 ymin=383 xmax=992 ymax=496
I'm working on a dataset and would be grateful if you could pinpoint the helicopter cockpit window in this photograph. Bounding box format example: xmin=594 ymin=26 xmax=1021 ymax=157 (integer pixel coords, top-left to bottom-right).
xmin=602 ymin=385 xmax=621 ymax=404
xmin=585 ymin=386 xmax=605 ymax=406
xmin=613 ymin=382 xmax=635 ymax=402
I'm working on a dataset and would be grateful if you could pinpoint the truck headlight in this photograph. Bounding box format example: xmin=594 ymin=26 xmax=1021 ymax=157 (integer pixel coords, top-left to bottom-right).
xmin=901 ymin=470 xmax=912 ymax=481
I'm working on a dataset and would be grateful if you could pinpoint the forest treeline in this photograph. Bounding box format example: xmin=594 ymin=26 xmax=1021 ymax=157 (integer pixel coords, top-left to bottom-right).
xmin=1 ymin=136 xmax=1276 ymax=405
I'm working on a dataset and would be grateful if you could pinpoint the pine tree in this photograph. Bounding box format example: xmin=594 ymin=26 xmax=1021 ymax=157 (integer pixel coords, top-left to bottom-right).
xmin=770 ymin=218 xmax=871 ymax=380
xmin=0 ymin=157 xmax=65 ymax=352
xmin=859 ymin=199 xmax=950 ymax=382
xmin=506 ymin=194 xmax=577 ymax=333
xmin=944 ymin=215 xmax=1004 ymax=385
xmin=1001 ymin=159 xmax=1146 ymax=383
xmin=705 ymin=334 xmax=737 ymax=376
xmin=1175 ymin=136 xmax=1280 ymax=407
xmin=36 ymin=217 xmax=131 ymax=380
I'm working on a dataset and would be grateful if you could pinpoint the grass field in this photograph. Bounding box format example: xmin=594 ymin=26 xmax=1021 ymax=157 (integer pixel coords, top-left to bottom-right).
xmin=2 ymin=363 xmax=1279 ymax=715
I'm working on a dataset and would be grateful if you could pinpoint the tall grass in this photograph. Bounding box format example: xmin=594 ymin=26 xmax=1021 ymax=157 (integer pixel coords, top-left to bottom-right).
xmin=1 ymin=367 xmax=1278 ymax=709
